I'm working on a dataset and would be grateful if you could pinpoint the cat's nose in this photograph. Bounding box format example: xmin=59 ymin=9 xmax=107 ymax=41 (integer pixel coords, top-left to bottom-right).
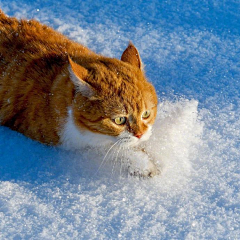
xmin=135 ymin=133 xmax=143 ymax=139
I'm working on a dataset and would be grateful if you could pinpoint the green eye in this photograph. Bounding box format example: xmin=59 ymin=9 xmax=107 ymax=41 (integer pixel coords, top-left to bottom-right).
xmin=114 ymin=117 xmax=126 ymax=125
xmin=142 ymin=110 xmax=150 ymax=119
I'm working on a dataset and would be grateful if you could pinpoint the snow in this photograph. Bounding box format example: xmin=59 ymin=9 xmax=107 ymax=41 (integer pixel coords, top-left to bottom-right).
xmin=0 ymin=0 xmax=240 ymax=239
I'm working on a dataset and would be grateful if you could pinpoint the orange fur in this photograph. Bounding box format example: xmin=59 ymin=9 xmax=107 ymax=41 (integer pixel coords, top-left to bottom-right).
xmin=0 ymin=10 xmax=157 ymax=146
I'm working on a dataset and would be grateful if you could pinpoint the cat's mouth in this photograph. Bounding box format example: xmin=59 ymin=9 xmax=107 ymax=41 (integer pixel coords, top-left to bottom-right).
xmin=117 ymin=127 xmax=152 ymax=148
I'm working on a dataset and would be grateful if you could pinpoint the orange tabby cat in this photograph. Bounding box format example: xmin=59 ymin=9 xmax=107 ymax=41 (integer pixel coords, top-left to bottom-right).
xmin=0 ymin=10 xmax=158 ymax=177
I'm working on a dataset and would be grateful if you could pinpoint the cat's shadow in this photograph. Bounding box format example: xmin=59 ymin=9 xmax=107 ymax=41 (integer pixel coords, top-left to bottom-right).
xmin=0 ymin=126 xmax=114 ymax=184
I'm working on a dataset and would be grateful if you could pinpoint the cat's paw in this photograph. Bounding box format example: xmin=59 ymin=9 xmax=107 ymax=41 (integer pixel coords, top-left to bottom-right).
xmin=127 ymin=151 xmax=159 ymax=178
xmin=128 ymin=161 xmax=159 ymax=178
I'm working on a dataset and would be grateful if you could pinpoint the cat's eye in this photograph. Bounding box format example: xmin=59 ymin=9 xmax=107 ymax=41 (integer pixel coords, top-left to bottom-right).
xmin=142 ymin=110 xmax=150 ymax=119
xmin=114 ymin=117 xmax=126 ymax=125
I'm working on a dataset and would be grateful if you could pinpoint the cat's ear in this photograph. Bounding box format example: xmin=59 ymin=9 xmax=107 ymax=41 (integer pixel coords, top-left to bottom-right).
xmin=121 ymin=42 xmax=143 ymax=70
xmin=68 ymin=56 xmax=95 ymax=98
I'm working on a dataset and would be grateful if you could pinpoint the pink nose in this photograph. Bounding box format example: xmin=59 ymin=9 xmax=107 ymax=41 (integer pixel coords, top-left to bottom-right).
xmin=135 ymin=134 xmax=143 ymax=139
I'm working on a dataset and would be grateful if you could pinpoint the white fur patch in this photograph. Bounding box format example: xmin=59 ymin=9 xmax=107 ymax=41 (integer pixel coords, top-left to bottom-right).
xmin=60 ymin=108 xmax=116 ymax=151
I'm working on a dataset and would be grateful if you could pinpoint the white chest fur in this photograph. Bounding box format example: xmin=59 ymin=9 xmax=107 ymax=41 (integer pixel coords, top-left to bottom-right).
xmin=60 ymin=108 xmax=115 ymax=151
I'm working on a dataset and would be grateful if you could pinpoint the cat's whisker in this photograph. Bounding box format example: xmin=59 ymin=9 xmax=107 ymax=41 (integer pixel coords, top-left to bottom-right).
xmin=106 ymin=148 xmax=116 ymax=169
xmin=124 ymin=148 xmax=132 ymax=178
xmin=119 ymin=145 xmax=126 ymax=178
xmin=111 ymin=139 xmax=124 ymax=177
xmin=124 ymin=146 xmax=130 ymax=172
xmin=95 ymin=139 xmax=122 ymax=175
xmin=119 ymin=146 xmax=123 ymax=177
xmin=116 ymin=142 xmax=125 ymax=174
xmin=110 ymin=146 xmax=119 ymax=176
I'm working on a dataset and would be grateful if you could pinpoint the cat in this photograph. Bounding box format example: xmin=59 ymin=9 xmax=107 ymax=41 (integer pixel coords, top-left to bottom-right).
xmin=0 ymin=10 xmax=158 ymax=177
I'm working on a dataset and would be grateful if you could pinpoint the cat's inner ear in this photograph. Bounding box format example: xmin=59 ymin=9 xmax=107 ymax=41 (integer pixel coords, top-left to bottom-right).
xmin=68 ymin=56 xmax=95 ymax=98
xmin=121 ymin=42 xmax=143 ymax=70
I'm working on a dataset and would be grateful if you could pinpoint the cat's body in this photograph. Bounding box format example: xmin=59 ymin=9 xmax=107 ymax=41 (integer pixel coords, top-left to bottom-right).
xmin=0 ymin=10 xmax=158 ymax=177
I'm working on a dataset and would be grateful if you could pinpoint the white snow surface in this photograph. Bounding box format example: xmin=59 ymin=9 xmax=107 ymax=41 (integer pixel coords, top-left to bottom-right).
xmin=0 ymin=1 xmax=240 ymax=239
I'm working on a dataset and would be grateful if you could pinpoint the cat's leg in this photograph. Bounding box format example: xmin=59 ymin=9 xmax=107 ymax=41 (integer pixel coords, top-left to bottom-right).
xmin=126 ymin=148 xmax=159 ymax=178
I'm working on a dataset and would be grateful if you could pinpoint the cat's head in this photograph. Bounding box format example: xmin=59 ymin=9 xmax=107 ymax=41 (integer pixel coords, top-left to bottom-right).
xmin=68 ymin=43 xmax=158 ymax=148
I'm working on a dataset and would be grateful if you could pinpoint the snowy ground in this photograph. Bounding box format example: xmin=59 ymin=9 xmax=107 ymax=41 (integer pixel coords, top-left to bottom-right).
xmin=0 ymin=0 xmax=240 ymax=239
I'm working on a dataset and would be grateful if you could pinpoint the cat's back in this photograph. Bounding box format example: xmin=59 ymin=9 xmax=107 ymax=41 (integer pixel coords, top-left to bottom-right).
xmin=0 ymin=10 xmax=90 ymax=57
